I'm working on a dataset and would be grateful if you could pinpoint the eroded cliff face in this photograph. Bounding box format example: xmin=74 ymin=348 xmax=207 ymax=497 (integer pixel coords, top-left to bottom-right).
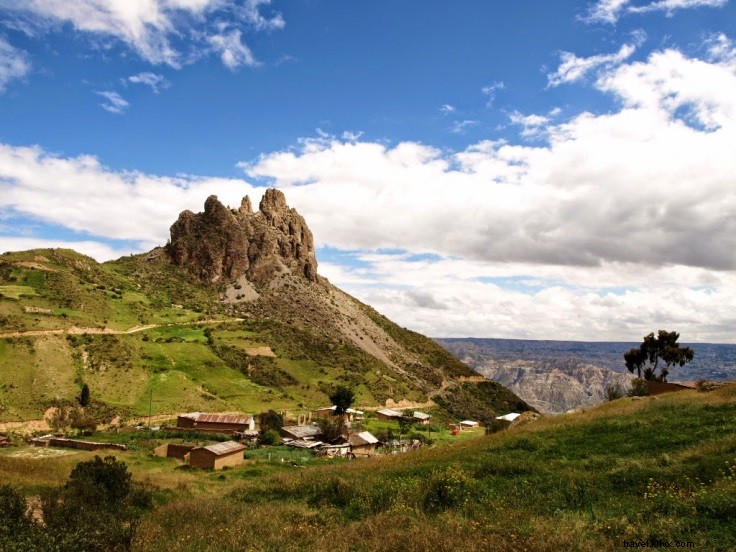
xmin=167 ymin=189 xmax=319 ymax=285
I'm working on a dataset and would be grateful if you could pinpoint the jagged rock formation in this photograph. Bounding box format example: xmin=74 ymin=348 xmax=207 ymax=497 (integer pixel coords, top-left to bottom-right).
xmin=167 ymin=189 xmax=318 ymax=285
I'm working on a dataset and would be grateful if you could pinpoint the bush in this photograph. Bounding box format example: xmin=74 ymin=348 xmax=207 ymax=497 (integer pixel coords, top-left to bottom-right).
xmin=422 ymin=467 xmax=473 ymax=513
xmin=42 ymin=456 xmax=151 ymax=551
xmin=627 ymin=378 xmax=650 ymax=397
xmin=605 ymin=384 xmax=624 ymax=401
xmin=0 ymin=484 xmax=31 ymax=534
xmin=485 ymin=419 xmax=511 ymax=434
xmin=260 ymin=429 xmax=282 ymax=446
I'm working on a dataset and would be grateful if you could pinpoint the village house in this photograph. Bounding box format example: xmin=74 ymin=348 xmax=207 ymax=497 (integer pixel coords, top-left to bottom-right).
xmin=375 ymin=408 xmax=403 ymax=420
xmin=185 ymin=440 xmax=246 ymax=470
xmin=459 ymin=420 xmax=480 ymax=429
xmin=347 ymin=431 xmax=380 ymax=457
xmin=413 ymin=411 xmax=431 ymax=425
xmin=176 ymin=412 xmax=255 ymax=434
xmin=318 ymin=442 xmax=351 ymax=458
xmin=280 ymin=425 xmax=324 ymax=441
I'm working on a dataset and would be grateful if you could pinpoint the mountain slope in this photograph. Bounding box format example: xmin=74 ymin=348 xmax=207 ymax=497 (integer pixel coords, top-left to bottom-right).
xmin=0 ymin=190 xmax=533 ymax=423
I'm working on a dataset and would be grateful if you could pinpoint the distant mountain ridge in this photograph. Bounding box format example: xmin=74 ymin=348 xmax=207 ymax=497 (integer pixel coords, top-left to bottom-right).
xmin=436 ymin=338 xmax=736 ymax=413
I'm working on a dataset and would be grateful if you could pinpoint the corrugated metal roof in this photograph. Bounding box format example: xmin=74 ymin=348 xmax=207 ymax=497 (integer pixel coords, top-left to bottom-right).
xmin=180 ymin=412 xmax=253 ymax=425
xmin=202 ymin=441 xmax=246 ymax=456
xmin=349 ymin=431 xmax=379 ymax=446
xmin=285 ymin=439 xmax=323 ymax=449
xmin=495 ymin=413 xmax=521 ymax=422
xmin=376 ymin=408 xmax=402 ymax=417
xmin=460 ymin=420 xmax=479 ymax=426
xmin=282 ymin=425 xmax=323 ymax=439
xmin=413 ymin=411 xmax=431 ymax=420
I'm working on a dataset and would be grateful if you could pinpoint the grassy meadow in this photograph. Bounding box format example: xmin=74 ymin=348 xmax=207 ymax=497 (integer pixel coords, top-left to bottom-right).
xmin=1 ymin=384 xmax=734 ymax=551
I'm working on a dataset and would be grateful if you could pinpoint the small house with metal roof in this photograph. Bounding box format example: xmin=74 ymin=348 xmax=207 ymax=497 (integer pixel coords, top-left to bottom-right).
xmin=413 ymin=411 xmax=431 ymax=424
xmin=186 ymin=441 xmax=246 ymax=470
xmin=375 ymin=408 xmax=403 ymax=420
xmin=176 ymin=412 xmax=255 ymax=433
xmin=280 ymin=425 xmax=324 ymax=441
xmin=347 ymin=431 xmax=380 ymax=457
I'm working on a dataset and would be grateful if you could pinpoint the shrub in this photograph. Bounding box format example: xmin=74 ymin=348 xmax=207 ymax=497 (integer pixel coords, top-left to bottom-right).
xmin=78 ymin=384 xmax=91 ymax=407
xmin=627 ymin=378 xmax=650 ymax=397
xmin=485 ymin=419 xmax=511 ymax=434
xmin=260 ymin=429 xmax=282 ymax=446
xmin=38 ymin=456 xmax=152 ymax=552
xmin=422 ymin=467 xmax=473 ymax=513
xmin=605 ymin=384 xmax=624 ymax=401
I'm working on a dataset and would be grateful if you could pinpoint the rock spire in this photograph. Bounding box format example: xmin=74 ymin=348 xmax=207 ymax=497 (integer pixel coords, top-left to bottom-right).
xmin=167 ymin=189 xmax=318 ymax=284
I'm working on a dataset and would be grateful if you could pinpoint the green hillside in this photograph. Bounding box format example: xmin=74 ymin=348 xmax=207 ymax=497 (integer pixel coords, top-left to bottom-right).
xmin=0 ymin=248 xmax=531 ymax=423
xmin=1 ymin=384 xmax=734 ymax=551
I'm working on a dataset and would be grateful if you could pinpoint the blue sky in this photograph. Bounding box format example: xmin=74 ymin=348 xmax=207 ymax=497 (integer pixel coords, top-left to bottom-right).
xmin=1 ymin=0 xmax=736 ymax=342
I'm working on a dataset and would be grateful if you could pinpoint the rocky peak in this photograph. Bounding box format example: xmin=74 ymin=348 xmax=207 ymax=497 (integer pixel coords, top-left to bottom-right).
xmin=167 ymin=189 xmax=318 ymax=285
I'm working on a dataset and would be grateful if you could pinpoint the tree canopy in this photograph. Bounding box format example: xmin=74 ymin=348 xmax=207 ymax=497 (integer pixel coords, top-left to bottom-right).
xmin=624 ymin=330 xmax=695 ymax=382
xmin=329 ymin=385 xmax=355 ymax=415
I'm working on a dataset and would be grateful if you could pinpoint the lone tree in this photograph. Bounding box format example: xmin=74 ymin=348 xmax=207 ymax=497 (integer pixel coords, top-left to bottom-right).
xmin=329 ymin=385 xmax=355 ymax=415
xmin=624 ymin=330 xmax=695 ymax=382
xmin=79 ymin=383 xmax=90 ymax=407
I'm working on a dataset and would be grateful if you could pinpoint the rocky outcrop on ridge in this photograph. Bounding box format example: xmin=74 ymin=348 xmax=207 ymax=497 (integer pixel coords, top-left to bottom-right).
xmin=167 ymin=189 xmax=319 ymax=285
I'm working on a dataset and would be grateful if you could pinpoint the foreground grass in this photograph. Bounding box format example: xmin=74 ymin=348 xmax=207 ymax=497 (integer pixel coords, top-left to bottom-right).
xmin=2 ymin=385 xmax=734 ymax=550
xmin=130 ymin=385 xmax=736 ymax=551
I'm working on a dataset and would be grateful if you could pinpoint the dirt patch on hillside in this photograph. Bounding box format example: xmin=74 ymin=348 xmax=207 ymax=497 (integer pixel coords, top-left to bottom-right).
xmin=245 ymin=346 xmax=276 ymax=357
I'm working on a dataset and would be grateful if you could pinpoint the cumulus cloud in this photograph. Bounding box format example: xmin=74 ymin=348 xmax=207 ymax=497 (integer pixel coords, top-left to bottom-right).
xmin=325 ymin=253 xmax=736 ymax=342
xmin=0 ymin=0 xmax=284 ymax=68
xmin=508 ymin=109 xmax=561 ymax=138
xmin=584 ymin=0 xmax=728 ymax=23
xmin=0 ymin=37 xmax=31 ymax=92
xmin=128 ymin=71 xmax=170 ymax=93
xmin=245 ymin=42 xmax=736 ymax=273
xmin=2 ymin=36 xmax=736 ymax=341
xmin=96 ymin=90 xmax=129 ymax=114
xmin=0 ymin=143 xmax=261 ymax=245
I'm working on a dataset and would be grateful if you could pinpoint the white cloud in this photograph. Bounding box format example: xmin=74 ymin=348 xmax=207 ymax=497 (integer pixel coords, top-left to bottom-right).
xmin=584 ymin=0 xmax=632 ymax=23
xmin=629 ymin=0 xmax=728 ymax=16
xmin=0 ymin=37 xmax=31 ymax=92
xmin=0 ymin=143 xmax=261 ymax=244
xmin=128 ymin=71 xmax=170 ymax=93
xmin=548 ymin=41 xmax=639 ymax=86
xmin=0 ymin=0 xmax=284 ymax=68
xmin=481 ymin=81 xmax=505 ymax=107
xmin=208 ymin=29 xmax=258 ymax=69
xmin=584 ymin=0 xmax=728 ymax=23
xmin=508 ymin=110 xmax=557 ymax=138
xmin=450 ymin=119 xmax=479 ymax=134
xmin=439 ymin=104 xmax=456 ymax=114
xmin=2 ymin=37 xmax=736 ymax=341
xmin=327 ymin=253 xmax=736 ymax=342
xmin=96 ymin=90 xmax=129 ymax=114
